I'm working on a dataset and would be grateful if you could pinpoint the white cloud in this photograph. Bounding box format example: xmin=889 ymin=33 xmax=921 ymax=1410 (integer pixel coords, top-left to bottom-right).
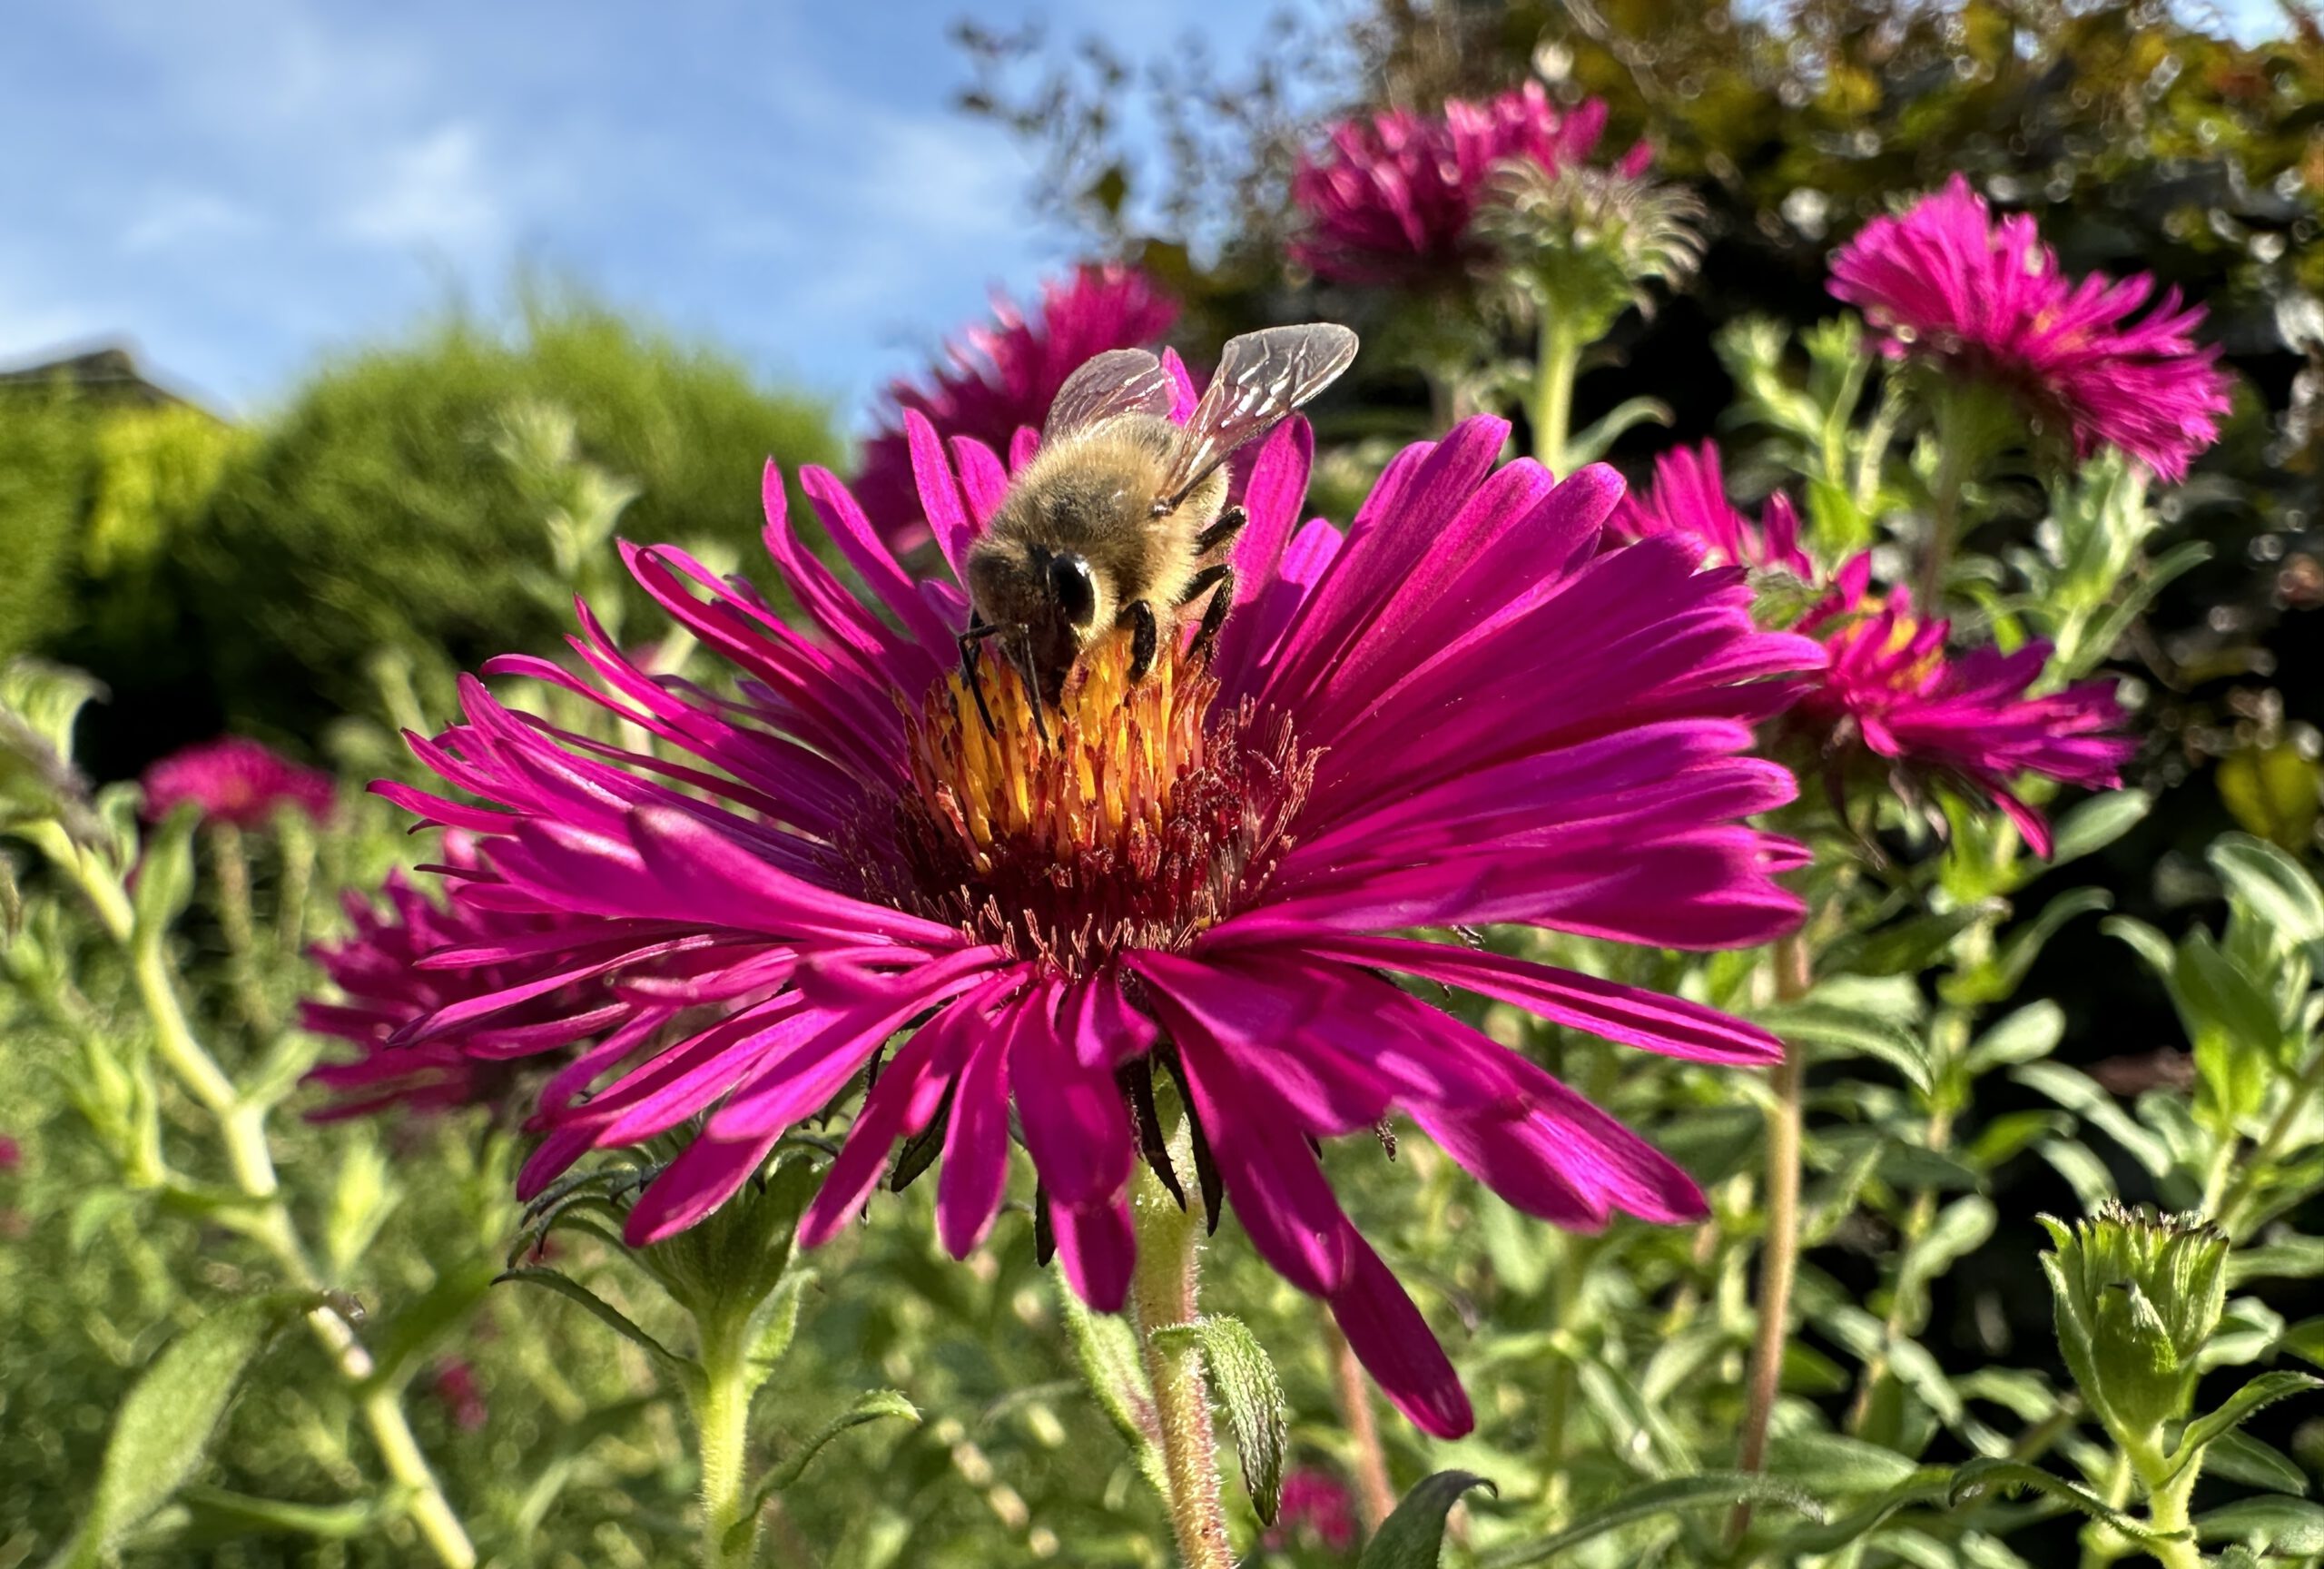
xmin=340 ymin=123 xmax=503 ymax=257
xmin=121 ymin=191 xmax=263 ymax=253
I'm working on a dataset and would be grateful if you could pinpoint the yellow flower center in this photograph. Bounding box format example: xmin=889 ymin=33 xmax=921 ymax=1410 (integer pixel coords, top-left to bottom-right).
xmin=889 ymin=634 xmax=1312 ymax=972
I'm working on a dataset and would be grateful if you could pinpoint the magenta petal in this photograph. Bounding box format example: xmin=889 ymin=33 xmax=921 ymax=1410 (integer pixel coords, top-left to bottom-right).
xmin=625 ymin=1127 xmax=783 ymax=1246
xmin=1011 ymin=986 xmax=1133 ymax=1207
xmin=937 ymin=989 xmax=1026 ymax=1258
xmin=1050 ymin=1196 xmax=1136 ymax=1312
xmin=1328 ymin=1228 xmax=1473 ymax=1438
xmin=797 ymin=987 xmax=994 ymax=1248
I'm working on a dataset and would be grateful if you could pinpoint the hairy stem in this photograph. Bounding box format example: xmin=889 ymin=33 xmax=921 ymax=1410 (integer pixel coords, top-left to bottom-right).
xmin=1327 ymin=1319 xmax=1394 ymax=1531
xmin=1131 ymin=1166 xmax=1232 ymax=1569
xmin=1917 ymin=392 xmax=1977 ymax=607
xmin=1732 ymin=933 xmax=1814 ymax=1539
xmin=693 ymin=1320 xmax=759 ymax=1569
xmin=1530 ymin=314 xmax=1584 ymax=473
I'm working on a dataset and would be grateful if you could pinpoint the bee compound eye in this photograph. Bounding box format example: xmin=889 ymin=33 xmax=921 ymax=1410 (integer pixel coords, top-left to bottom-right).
xmin=1047 ymin=553 xmax=1098 ymax=628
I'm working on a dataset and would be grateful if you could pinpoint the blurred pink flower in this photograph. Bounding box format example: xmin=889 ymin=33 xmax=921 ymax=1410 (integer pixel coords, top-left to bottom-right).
xmin=1612 ymin=440 xmax=1815 ymax=579
xmin=0 ymin=1135 xmax=19 ymax=1173
xmin=1791 ymin=556 xmax=2136 ymax=854
xmin=429 ymin=1359 xmax=488 ymax=1433
xmin=1828 ymin=174 xmax=2231 ymax=482
xmin=1265 ymin=1467 xmax=1358 ymax=1553
xmin=142 ymin=736 xmax=334 ymax=829
xmin=1292 ymin=83 xmax=1645 ymax=288
xmin=854 ymin=263 xmax=1178 ymax=547
xmin=302 ymin=836 xmax=628 ymax=1120
xmin=367 ymin=396 xmax=1816 ymax=1439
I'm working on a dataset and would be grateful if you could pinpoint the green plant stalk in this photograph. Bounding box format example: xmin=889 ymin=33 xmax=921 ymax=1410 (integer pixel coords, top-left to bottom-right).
xmin=1130 ymin=1165 xmax=1233 ymax=1569
xmin=1844 ymin=1003 xmax=1971 ymax=1436
xmin=210 ymin=822 xmax=278 ymax=1036
xmin=1530 ymin=313 xmax=1585 ymax=473
xmin=693 ymin=1316 xmax=759 ymax=1569
xmin=72 ymin=849 xmax=478 ymax=1569
xmin=2211 ymin=1038 xmax=2324 ymax=1235
xmin=1732 ymin=932 xmax=1814 ymax=1540
xmin=1917 ymin=391 xmax=1977 ymax=607
xmin=2128 ymin=1434 xmax=2203 ymax=1569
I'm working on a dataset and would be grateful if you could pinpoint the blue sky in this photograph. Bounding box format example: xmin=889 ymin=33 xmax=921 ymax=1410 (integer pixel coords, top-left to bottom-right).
xmin=0 ymin=0 xmax=1309 ymax=433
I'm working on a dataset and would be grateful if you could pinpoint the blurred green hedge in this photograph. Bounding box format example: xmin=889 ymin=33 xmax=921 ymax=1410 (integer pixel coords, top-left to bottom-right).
xmin=7 ymin=294 xmax=838 ymax=776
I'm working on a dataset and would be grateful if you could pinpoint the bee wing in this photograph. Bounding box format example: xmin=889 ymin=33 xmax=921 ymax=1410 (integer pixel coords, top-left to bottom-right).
xmin=1157 ymin=324 xmax=1358 ymax=509
xmin=1044 ymin=349 xmax=1177 ymax=440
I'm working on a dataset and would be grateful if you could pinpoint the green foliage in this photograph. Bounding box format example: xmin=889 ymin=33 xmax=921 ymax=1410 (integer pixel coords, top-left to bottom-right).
xmin=0 ymin=395 xmax=98 ymax=657
xmin=89 ymin=292 xmax=836 ymax=758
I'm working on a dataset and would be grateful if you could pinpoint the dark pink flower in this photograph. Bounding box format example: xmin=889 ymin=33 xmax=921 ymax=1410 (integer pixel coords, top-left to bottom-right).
xmin=1265 ymin=1467 xmax=1357 ymax=1553
xmin=301 ymin=837 xmax=625 ymax=1120
xmin=429 ymin=1359 xmax=488 ymax=1433
xmin=0 ymin=1135 xmax=19 ymax=1174
xmin=1612 ymin=441 xmax=1815 ymax=579
xmin=854 ymin=264 xmax=1178 ymax=548
xmin=1292 ymin=84 xmax=1645 ymax=289
xmin=142 ymin=736 xmax=334 ymax=829
xmin=1791 ymin=557 xmax=2136 ymax=854
xmin=1828 ymin=175 xmax=2231 ymax=482
xmin=367 ymin=388 xmax=1817 ymax=1438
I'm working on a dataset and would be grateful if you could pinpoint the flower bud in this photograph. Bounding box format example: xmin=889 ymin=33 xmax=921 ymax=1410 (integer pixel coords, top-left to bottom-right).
xmin=1473 ymin=159 xmax=1705 ymax=341
xmin=2039 ymin=1203 xmax=2229 ymax=1440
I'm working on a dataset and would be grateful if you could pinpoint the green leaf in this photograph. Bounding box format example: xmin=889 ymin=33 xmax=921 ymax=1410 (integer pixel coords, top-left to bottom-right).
xmin=2164 ymin=1371 xmax=2323 ymax=1476
xmin=2277 ymin=1315 xmax=2324 ymax=1369
xmin=1770 ymin=1472 xmax=1952 ymax=1553
xmin=47 ymin=1292 xmax=305 ymax=1569
xmin=367 ymin=1259 xmax=497 ymax=1394
xmin=1962 ymin=1002 xmax=2064 ymax=1076
xmin=2196 ymin=1495 xmax=2324 ymax=1554
xmin=1944 ymin=1459 xmax=2183 ymax=1545
xmin=1056 ymin=1271 xmax=1164 ymax=1495
xmin=1946 ymin=888 xmax=2112 ymax=1005
xmin=2174 ymin=929 xmax=2288 ymax=1058
xmin=1364 ymin=1470 xmax=1496 ymax=1569
xmin=1152 ymin=1316 xmax=1288 ymax=1525
xmin=2040 ymin=791 xmax=2152 ymax=871
xmin=1896 ymin=1198 xmax=1997 ymax=1317
xmin=2201 ymin=1429 xmax=2309 ymax=1497
xmin=496 ymin=1267 xmax=695 ymax=1383
xmin=732 ymin=1388 xmax=921 ymax=1543
xmin=131 ymin=804 xmax=198 ymax=940
xmin=1764 ymin=1432 xmax=1921 ymax=1494
xmin=1564 ymin=397 xmax=1673 ymax=467
xmin=167 ymin=1485 xmax=380 ymax=1545
xmin=1480 ymin=1473 xmax=1822 ymax=1566
xmin=1761 ymin=1000 xmax=1931 ymax=1090
xmin=2011 ymin=1061 xmax=2171 ymax=1175
xmin=2210 ymin=833 xmax=2324 ymax=946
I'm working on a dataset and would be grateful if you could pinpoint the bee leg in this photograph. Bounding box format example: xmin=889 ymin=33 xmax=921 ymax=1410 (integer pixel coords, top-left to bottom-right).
xmin=1192 ymin=504 xmax=1247 ymax=558
xmin=957 ymin=622 xmax=1000 ymax=736
xmin=1013 ymin=623 xmax=1050 ymax=745
xmin=1123 ymin=599 xmax=1159 ymax=683
xmin=1177 ymin=563 xmax=1236 ymax=661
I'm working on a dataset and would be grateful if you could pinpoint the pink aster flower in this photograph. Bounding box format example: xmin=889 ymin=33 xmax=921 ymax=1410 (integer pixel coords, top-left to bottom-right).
xmin=1265 ymin=1467 xmax=1358 ymax=1553
xmin=1828 ymin=174 xmax=2231 ymax=482
xmin=429 ymin=1359 xmax=489 ymax=1433
xmin=142 ymin=736 xmax=335 ymax=829
xmin=854 ymin=264 xmax=1179 ymax=548
xmin=365 ymin=380 xmax=1817 ymax=1437
xmin=0 ymin=1134 xmax=18 ymax=1174
xmin=302 ymin=837 xmax=635 ymax=1120
xmin=1790 ymin=556 xmax=2136 ymax=854
xmin=1292 ymin=83 xmax=1645 ymax=289
xmin=1612 ymin=440 xmax=1815 ymax=579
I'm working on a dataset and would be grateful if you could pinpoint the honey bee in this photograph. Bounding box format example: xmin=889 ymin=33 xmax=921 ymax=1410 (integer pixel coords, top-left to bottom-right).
xmin=960 ymin=322 xmax=1360 ymax=735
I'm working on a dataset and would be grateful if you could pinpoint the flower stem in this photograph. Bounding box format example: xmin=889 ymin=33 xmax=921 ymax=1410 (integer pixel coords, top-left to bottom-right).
xmin=94 ymin=853 xmax=477 ymax=1567
xmin=1530 ymin=313 xmax=1584 ymax=473
xmin=1131 ymin=1165 xmax=1232 ymax=1569
xmin=693 ymin=1319 xmax=759 ymax=1569
xmin=1326 ymin=1318 xmax=1394 ymax=1531
xmin=1732 ymin=932 xmax=1813 ymax=1539
xmin=1917 ymin=390 xmax=1977 ymax=607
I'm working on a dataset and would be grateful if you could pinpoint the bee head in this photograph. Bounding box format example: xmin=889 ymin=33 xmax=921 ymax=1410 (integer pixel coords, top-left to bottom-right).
xmin=1045 ymin=552 xmax=1098 ymax=630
